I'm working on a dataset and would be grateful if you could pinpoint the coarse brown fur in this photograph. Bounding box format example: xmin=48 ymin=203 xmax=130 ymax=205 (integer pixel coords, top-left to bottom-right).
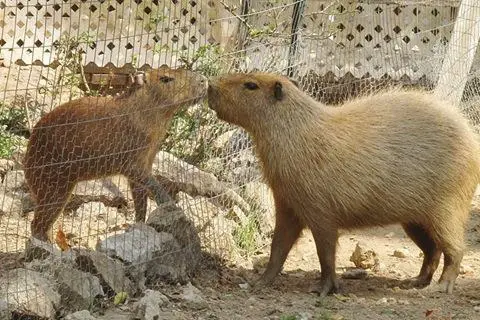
xmin=24 ymin=66 xmax=207 ymax=242
xmin=207 ymin=72 xmax=480 ymax=297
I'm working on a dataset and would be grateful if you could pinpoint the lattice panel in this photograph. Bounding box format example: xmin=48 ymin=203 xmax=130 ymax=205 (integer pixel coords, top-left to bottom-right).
xmin=0 ymin=0 xmax=238 ymax=68
xmin=297 ymin=1 xmax=458 ymax=81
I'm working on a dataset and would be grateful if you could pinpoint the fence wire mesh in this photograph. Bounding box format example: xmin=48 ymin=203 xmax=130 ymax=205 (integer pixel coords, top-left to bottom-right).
xmin=0 ymin=0 xmax=479 ymax=318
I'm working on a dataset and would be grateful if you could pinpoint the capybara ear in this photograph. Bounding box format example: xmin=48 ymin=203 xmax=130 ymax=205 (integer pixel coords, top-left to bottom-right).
xmin=274 ymin=81 xmax=284 ymax=100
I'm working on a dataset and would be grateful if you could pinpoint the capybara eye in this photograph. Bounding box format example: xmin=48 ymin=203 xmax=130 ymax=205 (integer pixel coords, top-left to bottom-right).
xmin=159 ymin=76 xmax=174 ymax=83
xmin=244 ymin=82 xmax=259 ymax=90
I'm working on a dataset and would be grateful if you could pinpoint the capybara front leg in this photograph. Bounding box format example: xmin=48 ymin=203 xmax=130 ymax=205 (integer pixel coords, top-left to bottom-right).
xmin=127 ymin=171 xmax=172 ymax=207
xmin=129 ymin=180 xmax=148 ymax=222
xmin=255 ymin=200 xmax=304 ymax=288
xmin=310 ymin=228 xmax=339 ymax=298
xmin=401 ymin=223 xmax=441 ymax=289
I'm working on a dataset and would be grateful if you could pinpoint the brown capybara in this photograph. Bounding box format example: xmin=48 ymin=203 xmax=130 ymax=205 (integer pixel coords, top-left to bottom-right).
xmin=207 ymin=72 xmax=480 ymax=297
xmin=24 ymin=65 xmax=207 ymax=242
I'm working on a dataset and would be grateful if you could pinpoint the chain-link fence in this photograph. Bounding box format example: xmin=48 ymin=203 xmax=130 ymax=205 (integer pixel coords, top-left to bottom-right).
xmin=0 ymin=0 xmax=479 ymax=318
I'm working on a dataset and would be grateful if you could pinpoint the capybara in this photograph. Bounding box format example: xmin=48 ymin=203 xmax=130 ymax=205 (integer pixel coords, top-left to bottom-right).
xmin=24 ymin=65 xmax=207 ymax=242
xmin=207 ymin=72 xmax=480 ymax=297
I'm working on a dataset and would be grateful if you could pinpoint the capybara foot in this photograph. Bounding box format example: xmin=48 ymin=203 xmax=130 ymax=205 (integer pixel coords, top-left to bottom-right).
xmin=309 ymin=277 xmax=339 ymax=298
xmin=399 ymin=276 xmax=432 ymax=290
xmin=251 ymin=273 xmax=276 ymax=293
xmin=438 ymin=278 xmax=457 ymax=294
xmin=438 ymin=265 xmax=459 ymax=294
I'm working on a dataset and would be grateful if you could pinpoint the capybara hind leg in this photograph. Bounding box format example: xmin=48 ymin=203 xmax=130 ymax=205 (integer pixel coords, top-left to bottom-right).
xmin=30 ymin=183 xmax=73 ymax=242
xmin=401 ymin=223 xmax=441 ymax=289
xmin=438 ymin=250 xmax=463 ymax=294
xmin=129 ymin=180 xmax=148 ymax=222
xmin=309 ymin=229 xmax=339 ymax=298
xmin=437 ymin=232 xmax=465 ymax=294
xmin=255 ymin=202 xmax=304 ymax=288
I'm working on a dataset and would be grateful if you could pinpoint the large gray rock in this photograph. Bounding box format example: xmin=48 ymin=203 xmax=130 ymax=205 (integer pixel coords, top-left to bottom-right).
xmin=0 ymin=268 xmax=61 ymax=319
xmin=97 ymin=223 xmax=188 ymax=284
xmin=24 ymin=236 xmax=77 ymax=262
xmin=55 ymin=266 xmax=104 ymax=310
xmin=179 ymin=282 xmax=208 ymax=310
xmin=146 ymin=204 xmax=202 ymax=276
xmin=75 ymin=249 xmax=136 ymax=296
xmin=133 ymin=289 xmax=169 ymax=320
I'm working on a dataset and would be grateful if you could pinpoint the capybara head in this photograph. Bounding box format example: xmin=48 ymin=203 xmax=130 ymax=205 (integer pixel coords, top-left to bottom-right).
xmin=134 ymin=65 xmax=207 ymax=107
xmin=208 ymin=72 xmax=303 ymax=132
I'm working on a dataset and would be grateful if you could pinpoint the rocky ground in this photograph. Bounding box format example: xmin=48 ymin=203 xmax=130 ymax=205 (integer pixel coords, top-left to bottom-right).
xmin=92 ymin=210 xmax=480 ymax=320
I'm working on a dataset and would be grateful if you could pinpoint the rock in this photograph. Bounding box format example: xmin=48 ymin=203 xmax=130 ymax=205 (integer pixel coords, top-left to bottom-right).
xmin=65 ymin=310 xmax=98 ymax=320
xmin=199 ymin=214 xmax=238 ymax=260
xmin=474 ymin=305 xmax=480 ymax=312
xmin=24 ymin=236 xmax=77 ymax=262
xmin=55 ymin=266 xmax=104 ymax=310
xmin=349 ymin=242 xmax=379 ymax=269
xmin=212 ymin=129 xmax=237 ymax=151
xmin=0 ymin=299 xmax=9 ymax=319
xmin=393 ymin=248 xmax=409 ymax=258
xmin=72 ymin=176 xmax=130 ymax=207
xmin=227 ymin=129 xmax=252 ymax=153
xmin=152 ymin=151 xmax=250 ymax=213
xmin=76 ymin=201 xmax=109 ymax=219
xmin=375 ymin=297 xmax=388 ymax=305
xmin=0 ymin=268 xmax=61 ymax=319
xmin=97 ymin=223 xmax=188 ymax=284
xmin=341 ymin=268 xmax=368 ymax=280
xmin=226 ymin=205 xmax=248 ymax=225
xmin=133 ymin=289 xmax=169 ymax=320
xmin=0 ymin=193 xmax=23 ymax=216
xmin=75 ymin=249 xmax=136 ymax=296
xmin=224 ymin=149 xmax=260 ymax=185
xmin=202 ymin=156 xmax=224 ymax=177
xmin=20 ymin=191 xmax=35 ymax=214
xmin=146 ymin=207 xmax=202 ymax=276
xmin=239 ymin=283 xmax=250 ymax=290
xmin=398 ymin=299 xmax=410 ymax=305
xmin=175 ymin=191 xmax=220 ymax=231
xmin=180 ymin=282 xmax=208 ymax=310
xmin=0 ymin=159 xmax=14 ymax=175
xmin=2 ymin=170 xmax=25 ymax=191
xmin=61 ymin=202 xmax=128 ymax=249
xmin=243 ymin=181 xmax=275 ymax=235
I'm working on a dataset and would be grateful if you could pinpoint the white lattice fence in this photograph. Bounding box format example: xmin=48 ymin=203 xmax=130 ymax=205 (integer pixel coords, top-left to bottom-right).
xmin=0 ymin=0 xmax=238 ymax=68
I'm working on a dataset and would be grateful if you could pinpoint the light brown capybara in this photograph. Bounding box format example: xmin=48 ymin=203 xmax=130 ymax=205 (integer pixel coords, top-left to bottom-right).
xmin=207 ymin=72 xmax=480 ymax=297
xmin=24 ymin=65 xmax=207 ymax=242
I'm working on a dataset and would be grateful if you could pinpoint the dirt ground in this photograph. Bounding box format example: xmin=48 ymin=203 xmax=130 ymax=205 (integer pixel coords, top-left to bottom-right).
xmin=95 ymin=201 xmax=480 ymax=320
